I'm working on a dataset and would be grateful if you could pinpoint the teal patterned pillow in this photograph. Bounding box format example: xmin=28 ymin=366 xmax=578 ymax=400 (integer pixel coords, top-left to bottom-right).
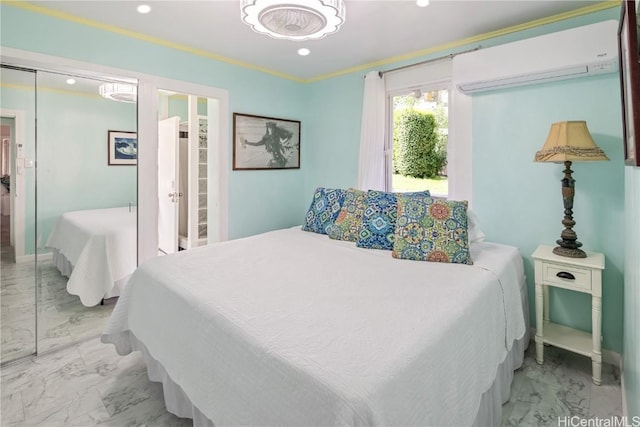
xmin=302 ymin=187 xmax=346 ymax=234
xmin=356 ymin=190 xmax=430 ymax=250
xmin=392 ymin=195 xmax=473 ymax=265
xmin=327 ymin=188 xmax=367 ymax=242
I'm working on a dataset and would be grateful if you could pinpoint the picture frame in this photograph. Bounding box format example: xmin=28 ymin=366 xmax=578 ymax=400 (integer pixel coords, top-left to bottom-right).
xmin=618 ymin=0 xmax=640 ymax=166
xmin=233 ymin=113 xmax=300 ymax=170
xmin=108 ymin=130 xmax=137 ymax=166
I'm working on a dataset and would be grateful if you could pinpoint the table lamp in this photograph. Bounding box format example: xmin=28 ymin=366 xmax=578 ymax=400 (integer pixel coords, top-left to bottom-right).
xmin=534 ymin=121 xmax=609 ymax=258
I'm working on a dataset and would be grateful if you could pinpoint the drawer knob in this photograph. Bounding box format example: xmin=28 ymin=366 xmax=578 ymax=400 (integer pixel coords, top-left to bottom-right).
xmin=556 ymin=271 xmax=575 ymax=280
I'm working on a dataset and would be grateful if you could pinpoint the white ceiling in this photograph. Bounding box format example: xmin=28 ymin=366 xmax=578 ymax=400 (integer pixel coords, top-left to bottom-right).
xmin=27 ymin=0 xmax=607 ymax=81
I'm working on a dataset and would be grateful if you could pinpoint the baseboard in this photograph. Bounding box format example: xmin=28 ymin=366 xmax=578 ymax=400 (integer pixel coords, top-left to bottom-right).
xmin=15 ymin=252 xmax=52 ymax=264
xmin=529 ymin=327 xmax=621 ymax=369
xmin=621 ymin=356 xmax=628 ymax=418
xmin=603 ymin=348 xmax=622 ymax=369
xmin=15 ymin=253 xmax=35 ymax=263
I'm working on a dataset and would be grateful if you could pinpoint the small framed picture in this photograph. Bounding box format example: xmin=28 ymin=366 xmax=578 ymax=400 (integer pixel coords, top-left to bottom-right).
xmin=108 ymin=130 xmax=137 ymax=166
xmin=233 ymin=113 xmax=300 ymax=170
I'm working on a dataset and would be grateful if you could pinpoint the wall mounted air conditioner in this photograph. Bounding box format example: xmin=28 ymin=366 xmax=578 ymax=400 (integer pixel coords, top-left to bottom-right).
xmin=453 ymin=20 xmax=619 ymax=94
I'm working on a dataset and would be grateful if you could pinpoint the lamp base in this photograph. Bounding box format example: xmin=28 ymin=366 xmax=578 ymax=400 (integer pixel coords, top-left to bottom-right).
xmin=552 ymin=161 xmax=587 ymax=259
xmin=553 ymin=245 xmax=587 ymax=258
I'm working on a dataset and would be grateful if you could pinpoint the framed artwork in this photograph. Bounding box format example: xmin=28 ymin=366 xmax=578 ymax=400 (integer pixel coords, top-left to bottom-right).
xmin=108 ymin=130 xmax=137 ymax=166
xmin=618 ymin=0 xmax=640 ymax=166
xmin=233 ymin=113 xmax=300 ymax=170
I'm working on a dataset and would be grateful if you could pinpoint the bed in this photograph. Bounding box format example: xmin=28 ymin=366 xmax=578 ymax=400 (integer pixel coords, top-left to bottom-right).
xmin=102 ymin=226 xmax=528 ymax=426
xmin=46 ymin=206 xmax=137 ymax=307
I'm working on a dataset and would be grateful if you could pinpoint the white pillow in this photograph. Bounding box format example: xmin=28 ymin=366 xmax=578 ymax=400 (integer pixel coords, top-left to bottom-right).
xmin=467 ymin=209 xmax=486 ymax=243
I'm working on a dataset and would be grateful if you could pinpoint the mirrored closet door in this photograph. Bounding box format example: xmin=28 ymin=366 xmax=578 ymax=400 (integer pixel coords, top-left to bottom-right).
xmin=0 ymin=65 xmax=37 ymax=364
xmin=35 ymin=71 xmax=138 ymax=355
xmin=0 ymin=63 xmax=138 ymax=365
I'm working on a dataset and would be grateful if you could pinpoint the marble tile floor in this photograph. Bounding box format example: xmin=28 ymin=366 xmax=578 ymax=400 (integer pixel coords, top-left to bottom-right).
xmin=1 ymin=335 xmax=191 ymax=427
xmin=1 ymin=244 xmax=116 ymax=364
xmin=1 ymin=243 xmax=36 ymax=363
xmin=502 ymin=344 xmax=623 ymax=426
xmin=35 ymin=260 xmax=115 ymax=355
xmin=0 ymin=336 xmax=623 ymax=427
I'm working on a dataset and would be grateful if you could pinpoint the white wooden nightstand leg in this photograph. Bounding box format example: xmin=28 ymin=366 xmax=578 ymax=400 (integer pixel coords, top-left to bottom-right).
xmin=592 ymin=294 xmax=602 ymax=385
xmin=535 ymin=283 xmax=544 ymax=364
xmin=543 ymin=285 xmax=550 ymax=321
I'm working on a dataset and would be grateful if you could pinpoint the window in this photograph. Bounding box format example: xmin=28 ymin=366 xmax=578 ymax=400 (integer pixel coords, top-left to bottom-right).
xmin=383 ymin=58 xmax=472 ymax=202
xmin=389 ymin=86 xmax=449 ymax=196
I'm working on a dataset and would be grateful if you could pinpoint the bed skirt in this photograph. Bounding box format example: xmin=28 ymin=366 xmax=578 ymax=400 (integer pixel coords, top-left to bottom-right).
xmin=106 ymin=327 xmax=530 ymax=427
xmin=51 ymin=249 xmax=125 ymax=302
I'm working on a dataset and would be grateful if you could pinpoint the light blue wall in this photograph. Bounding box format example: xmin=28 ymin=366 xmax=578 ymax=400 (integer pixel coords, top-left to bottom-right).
xmin=472 ymin=75 xmax=624 ymax=352
xmin=303 ymin=74 xmax=363 ymax=210
xmin=0 ymin=3 xmax=306 ymax=240
xmin=167 ymin=96 xmax=208 ymax=122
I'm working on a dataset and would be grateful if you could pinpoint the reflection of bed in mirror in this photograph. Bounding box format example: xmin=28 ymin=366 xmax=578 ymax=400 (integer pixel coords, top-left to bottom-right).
xmin=46 ymin=206 xmax=136 ymax=307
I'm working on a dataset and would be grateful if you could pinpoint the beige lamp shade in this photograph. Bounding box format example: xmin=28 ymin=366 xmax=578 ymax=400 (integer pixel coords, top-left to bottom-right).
xmin=534 ymin=121 xmax=609 ymax=163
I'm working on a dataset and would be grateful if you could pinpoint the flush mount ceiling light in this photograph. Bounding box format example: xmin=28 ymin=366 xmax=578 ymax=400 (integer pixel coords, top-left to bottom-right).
xmin=99 ymin=83 xmax=137 ymax=103
xmin=136 ymin=4 xmax=151 ymax=14
xmin=240 ymin=0 xmax=345 ymax=41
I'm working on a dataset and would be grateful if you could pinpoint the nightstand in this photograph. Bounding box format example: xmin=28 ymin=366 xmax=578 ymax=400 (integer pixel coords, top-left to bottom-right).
xmin=532 ymin=244 xmax=605 ymax=385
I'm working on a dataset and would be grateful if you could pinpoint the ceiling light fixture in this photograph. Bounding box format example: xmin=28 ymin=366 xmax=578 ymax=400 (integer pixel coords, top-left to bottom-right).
xmin=66 ymin=78 xmax=76 ymax=85
xmin=416 ymin=0 xmax=429 ymax=7
xmin=298 ymin=48 xmax=311 ymax=56
xmin=240 ymin=0 xmax=345 ymax=41
xmin=136 ymin=4 xmax=151 ymax=14
xmin=99 ymin=83 xmax=137 ymax=103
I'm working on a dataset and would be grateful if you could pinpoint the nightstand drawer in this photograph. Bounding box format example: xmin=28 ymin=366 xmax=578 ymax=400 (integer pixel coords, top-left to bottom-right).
xmin=541 ymin=262 xmax=592 ymax=291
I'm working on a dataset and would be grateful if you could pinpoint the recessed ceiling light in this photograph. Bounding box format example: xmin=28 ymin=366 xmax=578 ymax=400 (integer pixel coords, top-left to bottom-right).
xmin=416 ymin=0 xmax=429 ymax=6
xmin=66 ymin=78 xmax=76 ymax=85
xmin=136 ymin=4 xmax=151 ymax=14
xmin=298 ymin=48 xmax=310 ymax=56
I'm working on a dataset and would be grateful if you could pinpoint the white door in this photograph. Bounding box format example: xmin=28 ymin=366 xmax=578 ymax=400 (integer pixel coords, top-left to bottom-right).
xmin=158 ymin=116 xmax=180 ymax=254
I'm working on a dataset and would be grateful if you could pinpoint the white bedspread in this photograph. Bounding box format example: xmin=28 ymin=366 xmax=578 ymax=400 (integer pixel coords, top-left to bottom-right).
xmin=46 ymin=206 xmax=137 ymax=307
xmin=102 ymin=227 xmax=526 ymax=426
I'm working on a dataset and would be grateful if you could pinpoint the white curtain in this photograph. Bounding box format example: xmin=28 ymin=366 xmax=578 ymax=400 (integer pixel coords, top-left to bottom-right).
xmin=357 ymin=71 xmax=386 ymax=191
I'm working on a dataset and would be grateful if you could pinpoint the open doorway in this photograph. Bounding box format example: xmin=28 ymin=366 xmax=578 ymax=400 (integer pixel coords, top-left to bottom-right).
xmin=1 ymin=122 xmax=12 ymax=248
xmin=157 ymin=91 xmax=218 ymax=254
xmin=0 ymin=106 xmax=28 ymax=264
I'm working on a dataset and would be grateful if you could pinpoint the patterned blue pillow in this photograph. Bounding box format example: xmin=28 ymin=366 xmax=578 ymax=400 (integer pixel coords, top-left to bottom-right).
xmin=356 ymin=190 xmax=429 ymax=250
xmin=302 ymin=187 xmax=346 ymax=234
xmin=392 ymin=194 xmax=473 ymax=265
xmin=327 ymin=188 xmax=368 ymax=242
